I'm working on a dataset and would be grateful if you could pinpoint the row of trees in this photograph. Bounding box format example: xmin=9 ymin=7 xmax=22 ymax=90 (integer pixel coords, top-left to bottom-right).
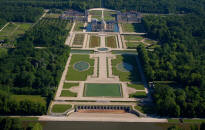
xmin=0 ymin=5 xmax=43 ymax=22
xmin=137 ymin=13 xmax=205 ymax=117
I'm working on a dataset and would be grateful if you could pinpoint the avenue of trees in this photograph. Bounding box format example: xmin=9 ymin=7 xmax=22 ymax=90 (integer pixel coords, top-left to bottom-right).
xmin=0 ymin=18 xmax=70 ymax=115
xmin=137 ymin=13 xmax=205 ymax=117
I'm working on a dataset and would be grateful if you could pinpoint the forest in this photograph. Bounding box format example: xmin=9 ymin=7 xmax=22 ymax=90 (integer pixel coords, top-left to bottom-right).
xmin=137 ymin=13 xmax=205 ymax=117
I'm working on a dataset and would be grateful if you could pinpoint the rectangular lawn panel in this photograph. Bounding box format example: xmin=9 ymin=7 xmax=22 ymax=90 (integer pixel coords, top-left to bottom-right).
xmin=106 ymin=36 xmax=117 ymax=48
xmin=89 ymin=35 xmax=100 ymax=48
xmin=52 ymin=104 xmax=72 ymax=113
xmin=129 ymin=91 xmax=147 ymax=98
xmin=74 ymin=22 xmax=84 ymax=31
xmin=126 ymin=42 xmax=144 ymax=49
xmin=73 ymin=34 xmax=85 ymax=45
xmin=124 ymin=35 xmax=144 ymax=41
xmin=112 ymin=55 xmax=141 ymax=82
xmin=63 ymin=83 xmax=79 ymax=89
xmin=60 ymin=90 xmax=77 ymax=97
xmin=84 ymin=83 xmax=122 ymax=97
xmin=11 ymin=95 xmax=46 ymax=105
xmin=127 ymin=83 xmax=145 ymax=90
xmin=66 ymin=54 xmax=94 ymax=81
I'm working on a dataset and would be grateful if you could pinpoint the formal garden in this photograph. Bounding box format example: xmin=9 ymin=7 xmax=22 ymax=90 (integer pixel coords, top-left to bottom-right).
xmin=89 ymin=35 xmax=100 ymax=48
xmin=105 ymin=36 xmax=117 ymax=48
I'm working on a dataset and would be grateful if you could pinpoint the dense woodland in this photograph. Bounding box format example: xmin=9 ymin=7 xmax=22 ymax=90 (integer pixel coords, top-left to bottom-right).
xmin=137 ymin=13 xmax=205 ymax=117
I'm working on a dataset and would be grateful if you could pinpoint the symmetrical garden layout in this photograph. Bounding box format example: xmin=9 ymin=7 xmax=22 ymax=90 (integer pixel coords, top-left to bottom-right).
xmin=46 ymin=8 xmax=165 ymax=122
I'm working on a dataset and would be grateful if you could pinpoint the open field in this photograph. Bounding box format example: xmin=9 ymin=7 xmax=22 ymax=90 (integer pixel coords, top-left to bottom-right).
xmin=105 ymin=36 xmax=117 ymax=48
xmin=84 ymin=83 xmax=122 ymax=97
xmin=74 ymin=22 xmax=84 ymax=31
xmin=124 ymin=35 xmax=144 ymax=41
xmin=52 ymin=104 xmax=72 ymax=113
xmin=66 ymin=54 xmax=94 ymax=81
xmin=112 ymin=55 xmax=141 ymax=82
xmin=72 ymin=34 xmax=85 ymax=46
xmin=60 ymin=90 xmax=77 ymax=97
xmin=126 ymin=42 xmax=144 ymax=49
xmin=11 ymin=95 xmax=46 ymax=105
xmin=89 ymin=35 xmax=100 ymax=48
xmin=129 ymin=91 xmax=147 ymax=98
xmin=127 ymin=83 xmax=145 ymax=90
xmin=63 ymin=83 xmax=79 ymax=89
xmin=121 ymin=23 xmax=145 ymax=33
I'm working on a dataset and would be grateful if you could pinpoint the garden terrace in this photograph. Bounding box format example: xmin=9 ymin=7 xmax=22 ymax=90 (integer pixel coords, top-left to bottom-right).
xmin=89 ymin=35 xmax=100 ymax=48
xmin=72 ymin=34 xmax=85 ymax=47
xmin=52 ymin=104 xmax=72 ymax=113
xmin=105 ymin=36 xmax=117 ymax=48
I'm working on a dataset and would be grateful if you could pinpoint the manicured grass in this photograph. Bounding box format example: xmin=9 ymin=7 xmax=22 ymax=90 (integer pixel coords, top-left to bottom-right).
xmin=124 ymin=35 xmax=144 ymax=41
xmin=121 ymin=23 xmax=135 ymax=32
xmin=52 ymin=104 xmax=72 ymax=113
xmin=74 ymin=22 xmax=84 ymax=31
xmin=92 ymin=15 xmax=102 ymax=21
xmin=112 ymin=55 xmax=141 ymax=82
xmin=144 ymin=39 xmax=157 ymax=44
xmin=66 ymin=54 xmax=94 ymax=81
xmin=0 ymin=23 xmax=18 ymax=36
xmin=134 ymin=105 xmax=155 ymax=114
xmin=126 ymin=42 xmax=143 ymax=49
xmin=104 ymin=11 xmax=116 ymax=21
xmin=89 ymin=35 xmax=100 ymax=48
xmin=11 ymin=95 xmax=46 ymax=105
xmin=63 ymin=83 xmax=79 ymax=89
xmin=105 ymin=36 xmax=117 ymax=48
xmin=127 ymin=83 xmax=145 ymax=90
xmin=89 ymin=10 xmax=102 ymax=16
xmin=84 ymin=83 xmax=122 ymax=97
xmin=129 ymin=91 xmax=147 ymax=98
xmin=66 ymin=22 xmax=73 ymax=30
xmin=73 ymin=34 xmax=85 ymax=45
xmin=60 ymin=90 xmax=77 ymax=97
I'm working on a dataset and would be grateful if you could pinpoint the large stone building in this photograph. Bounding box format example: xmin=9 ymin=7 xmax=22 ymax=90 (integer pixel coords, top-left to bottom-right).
xmin=117 ymin=11 xmax=142 ymax=23
xmin=90 ymin=19 xmax=115 ymax=32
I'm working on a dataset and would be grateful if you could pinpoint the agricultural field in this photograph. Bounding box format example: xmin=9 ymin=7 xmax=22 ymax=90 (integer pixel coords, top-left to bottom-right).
xmin=66 ymin=54 xmax=94 ymax=81
xmin=52 ymin=104 xmax=72 ymax=113
xmin=112 ymin=55 xmax=141 ymax=82
xmin=84 ymin=83 xmax=122 ymax=97
xmin=74 ymin=22 xmax=85 ymax=31
xmin=72 ymin=34 xmax=85 ymax=46
xmin=89 ymin=35 xmax=100 ymax=48
xmin=105 ymin=36 xmax=117 ymax=48
xmin=0 ymin=22 xmax=32 ymax=42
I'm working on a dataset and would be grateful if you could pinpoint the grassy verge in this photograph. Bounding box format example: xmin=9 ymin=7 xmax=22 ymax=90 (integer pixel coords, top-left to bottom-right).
xmin=124 ymin=35 xmax=144 ymax=41
xmin=89 ymin=35 xmax=100 ymax=48
xmin=63 ymin=83 xmax=79 ymax=89
xmin=11 ymin=95 xmax=46 ymax=105
xmin=126 ymin=42 xmax=143 ymax=49
xmin=106 ymin=36 xmax=117 ymax=48
xmin=66 ymin=54 xmax=94 ymax=81
xmin=52 ymin=104 xmax=72 ymax=113
xmin=127 ymin=83 xmax=145 ymax=90
xmin=60 ymin=90 xmax=77 ymax=97
xmin=129 ymin=91 xmax=147 ymax=98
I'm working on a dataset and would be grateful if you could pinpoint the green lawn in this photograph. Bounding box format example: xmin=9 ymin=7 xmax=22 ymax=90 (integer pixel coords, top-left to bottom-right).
xmin=84 ymin=83 xmax=122 ymax=97
xmin=63 ymin=83 xmax=79 ymax=89
xmin=73 ymin=34 xmax=85 ymax=45
xmin=74 ymin=22 xmax=84 ymax=31
xmin=127 ymin=83 xmax=145 ymax=90
xmin=92 ymin=15 xmax=102 ymax=21
xmin=134 ymin=105 xmax=155 ymax=114
xmin=89 ymin=35 xmax=100 ymax=48
xmin=66 ymin=22 xmax=73 ymax=30
xmin=121 ymin=23 xmax=135 ymax=32
xmin=129 ymin=91 xmax=147 ymax=98
xmin=89 ymin=10 xmax=102 ymax=16
xmin=0 ymin=23 xmax=18 ymax=36
xmin=112 ymin=55 xmax=141 ymax=82
xmin=52 ymin=104 xmax=72 ymax=113
xmin=60 ymin=90 xmax=77 ymax=97
xmin=104 ymin=11 xmax=116 ymax=21
xmin=105 ymin=36 xmax=117 ymax=48
xmin=66 ymin=54 xmax=94 ymax=81
xmin=144 ymin=39 xmax=157 ymax=44
xmin=124 ymin=35 xmax=144 ymax=41
xmin=0 ymin=48 xmax=8 ymax=58
xmin=11 ymin=95 xmax=46 ymax=105
xmin=126 ymin=42 xmax=144 ymax=49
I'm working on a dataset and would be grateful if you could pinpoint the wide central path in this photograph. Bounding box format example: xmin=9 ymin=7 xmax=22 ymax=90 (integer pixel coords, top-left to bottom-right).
xmin=98 ymin=53 xmax=107 ymax=79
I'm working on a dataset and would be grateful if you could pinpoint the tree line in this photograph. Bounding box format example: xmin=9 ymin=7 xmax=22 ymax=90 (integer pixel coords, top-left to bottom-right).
xmin=137 ymin=13 xmax=205 ymax=117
